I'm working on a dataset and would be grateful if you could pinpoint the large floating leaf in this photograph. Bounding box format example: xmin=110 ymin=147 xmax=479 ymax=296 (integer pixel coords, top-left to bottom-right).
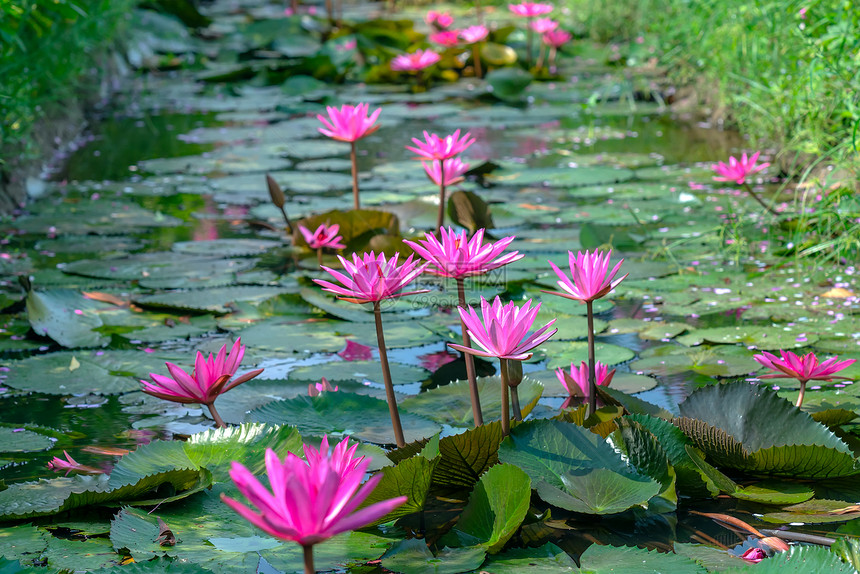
xmin=498 ymin=419 xmax=662 ymax=515
xmin=434 ymin=422 xmax=504 ymax=488
xmin=487 ymin=165 xmax=634 ymax=189
xmin=478 ymin=543 xmax=578 ymax=573
xmin=358 ymin=443 xmax=440 ymax=526
xmin=674 ymin=382 xmax=860 ymax=478
xmin=62 ymin=254 xmax=256 ymax=282
xmin=720 ymin=545 xmax=855 ymax=573
xmin=578 ymin=544 xmax=707 ymax=573
xmin=287 ymin=360 xmax=430 ymax=385
xmin=380 ymin=539 xmax=486 ymax=574
xmin=400 ymin=377 xmax=543 ymax=427
xmin=540 ymin=341 xmax=635 ymax=369
xmin=440 ymin=464 xmax=531 ymax=553
xmin=677 ymin=325 xmax=818 ymax=350
xmin=247 ymin=393 xmax=440 ymax=444
xmin=26 ymin=289 xmax=109 ymax=348
xmin=0 ymin=428 xmax=54 ymax=454
xmin=630 ymin=344 xmax=760 ymax=378
xmin=5 ymin=352 xmax=141 ymax=395
xmin=134 ymin=286 xmax=294 ymax=314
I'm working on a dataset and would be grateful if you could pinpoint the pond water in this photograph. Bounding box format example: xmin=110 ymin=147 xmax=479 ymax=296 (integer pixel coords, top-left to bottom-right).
xmin=1 ymin=0 xmax=859 ymax=570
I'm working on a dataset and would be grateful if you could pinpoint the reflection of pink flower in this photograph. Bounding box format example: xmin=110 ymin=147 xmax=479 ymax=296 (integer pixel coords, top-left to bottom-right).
xmin=338 ymin=340 xmax=373 ymax=361
xmin=555 ymin=361 xmax=615 ymax=408
xmin=460 ymin=25 xmax=489 ymax=44
xmin=419 ymin=351 xmax=458 ymax=371
xmin=315 ymin=252 xmax=429 ymax=304
xmin=430 ymin=31 xmax=461 ymax=47
xmin=712 ymin=152 xmax=770 ymax=185
xmin=741 ymin=548 xmax=766 ymax=564
xmin=299 ymin=223 xmax=346 ymax=250
xmin=530 ymin=18 xmax=558 ymax=33
xmin=308 ymin=377 xmax=339 ymax=397
xmin=542 ymin=29 xmax=572 ymax=47
xmin=426 ymin=10 xmax=454 ymax=29
xmin=449 ymin=296 xmax=557 ymax=360
xmin=508 ymin=2 xmax=553 ymax=17
xmin=407 ymin=129 xmax=475 ymax=161
xmin=391 ymin=49 xmax=441 ymax=72
xmin=422 ymin=158 xmax=470 ymax=187
xmin=317 ymin=103 xmax=381 ymax=143
xmin=404 ymin=227 xmax=523 ymax=279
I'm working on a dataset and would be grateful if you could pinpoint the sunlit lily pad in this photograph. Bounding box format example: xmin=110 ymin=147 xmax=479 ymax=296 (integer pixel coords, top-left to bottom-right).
xmin=288 ymin=360 xmax=430 ymax=386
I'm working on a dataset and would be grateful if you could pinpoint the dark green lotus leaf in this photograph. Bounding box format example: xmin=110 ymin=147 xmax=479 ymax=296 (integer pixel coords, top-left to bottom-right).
xmin=43 ymin=536 xmax=119 ymax=571
xmin=247 ymin=392 xmax=440 ymax=444
xmin=448 ymin=190 xmax=495 ymax=234
xmin=477 ymin=543 xmax=578 ymax=573
xmin=0 ymin=525 xmax=49 ymax=563
xmin=433 ymin=422 xmax=504 ymax=489
xmin=485 ymin=67 xmax=531 ymax=102
xmin=498 ymin=419 xmax=662 ymax=515
xmin=719 ymin=545 xmax=855 ymax=573
xmin=171 ymin=239 xmax=281 ymax=257
xmin=611 ymin=419 xmax=677 ymax=512
xmin=440 ymin=463 xmax=531 ymax=553
xmin=810 ymin=408 xmax=859 ymax=428
xmin=26 ymin=289 xmax=110 ymax=348
xmin=288 ymin=360 xmax=430 ymax=385
xmin=731 ymin=480 xmax=815 ymax=505
xmin=578 ymin=543 xmax=707 ymax=573
xmin=675 ymin=382 xmax=860 ymax=478
xmin=487 ymin=166 xmax=634 ymax=189
xmin=676 ymin=325 xmax=818 ymax=350
xmin=598 ymin=387 xmax=674 ymax=419
xmin=5 ymin=352 xmax=142 ymax=395
xmin=672 ymin=543 xmax=753 ymax=573
xmin=62 ymin=254 xmax=257 ymax=282
xmin=0 ymin=427 xmax=54 ymax=454
xmin=400 ymin=377 xmax=543 ymax=427
xmin=232 ymin=318 xmax=349 ymax=354
xmin=11 ymin=201 xmax=182 ymax=235
xmin=134 ymin=286 xmax=295 ymax=314
xmin=34 ymin=236 xmax=143 ymax=256
xmin=380 ymin=538 xmax=487 ymax=574
xmin=123 ymin=315 xmax=217 ymax=343
xmin=630 ymin=344 xmax=759 ymax=378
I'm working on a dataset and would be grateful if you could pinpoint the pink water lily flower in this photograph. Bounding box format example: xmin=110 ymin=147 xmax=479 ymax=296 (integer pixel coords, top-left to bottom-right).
xmin=404 ymin=226 xmax=523 ymax=279
xmin=509 ymin=2 xmax=553 ymax=17
xmin=141 ymin=339 xmax=263 ymax=406
xmin=429 ymin=30 xmax=461 ymax=47
xmin=299 ymin=223 xmax=346 ymax=250
xmin=222 ymin=436 xmax=407 ymax=555
xmin=754 ymin=350 xmax=855 ymax=383
xmin=530 ymin=17 xmax=558 ymax=33
xmin=47 ymin=451 xmax=102 ymax=476
xmin=449 ymin=296 xmax=557 ymax=360
xmin=460 ymin=25 xmax=489 ymax=44
xmin=391 ymin=49 xmax=441 ymax=72
xmin=407 ymin=129 xmax=476 ymax=161
xmin=546 ymin=249 xmax=628 ymax=303
xmin=422 ymin=158 xmax=470 ymax=187
xmin=317 ymin=103 xmax=381 ymax=143
xmin=426 ymin=10 xmax=454 ymax=29
xmin=542 ymin=28 xmax=572 ymax=47
xmin=741 ymin=548 xmax=766 ymax=564
xmin=314 ymin=251 xmax=429 ymax=304
xmin=712 ymin=152 xmax=770 ymax=185
xmin=556 ymin=361 xmax=615 ymax=408
xmin=308 ymin=377 xmax=339 ymax=397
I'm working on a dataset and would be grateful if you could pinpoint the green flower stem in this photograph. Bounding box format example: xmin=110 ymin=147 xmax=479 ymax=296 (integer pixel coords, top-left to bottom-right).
xmin=303 ymin=545 xmax=314 ymax=574
xmin=206 ymin=402 xmax=227 ymax=429
xmin=742 ymin=181 xmax=778 ymax=216
xmin=472 ymin=44 xmax=483 ymax=78
xmin=586 ymin=300 xmax=597 ymax=417
xmin=374 ymin=301 xmax=406 ymax=447
xmin=498 ymin=357 xmax=511 ymax=436
xmin=350 ymin=141 xmax=360 ymax=210
xmin=457 ymin=277 xmax=483 ymax=427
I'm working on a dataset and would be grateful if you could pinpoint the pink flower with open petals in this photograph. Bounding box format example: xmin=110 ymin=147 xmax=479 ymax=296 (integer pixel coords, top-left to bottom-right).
xmin=308 ymin=377 xmax=338 ymax=397
xmin=530 ymin=18 xmax=558 ymax=33
xmin=299 ymin=223 xmax=346 ymax=250
xmin=460 ymin=25 xmax=489 ymax=44
xmin=430 ymin=31 xmax=461 ymax=47
xmin=741 ymin=548 xmax=766 ymax=564
xmin=404 ymin=227 xmax=523 ymax=279
xmin=47 ymin=451 xmax=102 ymax=476
xmin=406 ymin=129 xmax=476 ymax=161
xmin=391 ymin=49 xmax=441 ymax=72
xmin=542 ymin=29 xmax=572 ymax=47
xmin=545 ymin=249 xmax=628 ymax=303
xmin=426 ymin=10 xmax=454 ymax=29
xmin=556 ymin=361 xmax=615 ymax=408
xmin=141 ymin=339 xmax=263 ymax=405
xmin=317 ymin=103 xmax=381 ymax=143
xmin=222 ymin=436 xmax=407 ymax=549
xmin=509 ymin=2 xmax=553 ymax=17
xmin=422 ymin=158 xmax=470 ymax=187
xmin=314 ymin=252 xmax=429 ymax=304
xmin=754 ymin=350 xmax=855 ymax=384
xmin=448 ymin=296 xmax=557 ymax=360
xmin=712 ymin=152 xmax=770 ymax=185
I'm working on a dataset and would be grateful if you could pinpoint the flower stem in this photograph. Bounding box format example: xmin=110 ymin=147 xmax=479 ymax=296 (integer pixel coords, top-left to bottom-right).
xmin=206 ymin=402 xmax=227 ymax=428
xmin=374 ymin=301 xmax=406 ymax=447
xmin=526 ymin=17 xmax=534 ymax=68
xmin=586 ymin=300 xmax=597 ymax=417
xmin=498 ymin=357 xmax=511 ymax=436
xmin=475 ymin=0 xmax=483 ymax=25
xmin=317 ymin=247 xmax=323 ymax=267
xmin=472 ymin=44 xmax=483 ymax=78
xmin=742 ymin=182 xmax=778 ymax=216
xmin=536 ymin=43 xmax=546 ymax=70
xmin=350 ymin=141 xmax=360 ymax=211
xmin=303 ymin=545 xmax=315 ymax=574
xmin=437 ymin=160 xmax=447 ymax=229
xmin=457 ymin=278 xmax=483 ymax=427
xmin=796 ymin=381 xmax=807 ymax=408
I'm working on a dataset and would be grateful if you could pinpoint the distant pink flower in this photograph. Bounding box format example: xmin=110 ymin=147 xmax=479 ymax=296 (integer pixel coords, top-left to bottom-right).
xmin=530 ymin=18 xmax=558 ymax=33
xmin=460 ymin=25 xmax=489 ymax=44
xmin=308 ymin=377 xmax=338 ymax=397
xmin=556 ymin=361 xmax=615 ymax=408
xmin=222 ymin=436 xmax=407 ymax=550
xmin=404 ymin=226 xmax=523 ymax=279
xmin=426 ymin=10 xmax=454 ymax=29
xmin=712 ymin=152 xmax=770 ymax=185
xmin=47 ymin=451 xmax=102 ymax=476
xmin=299 ymin=223 xmax=346 ymax=250
xmin=141 ymin=339 xmax=263 ymax=405
xmin=317 ymin=103 xmax=381 ymax=143
xmin=449 ymin=296 xmax=557 ymax=360
xmin=509 ymin=2 xmax=553 ymax=17
xmin=314 ymin=252 xmax=429 ymax=304
xmin=798 ymin=7 xmax=808 ymax=19
xmin=430 ymin=31 xmax=461 ymax=47
xmin=741 ymin=548 xmax=766 ymax=564
xmin=754 ymin=350 xmax=855 ymax=384
xmin=546 ymin=249 xmax=627 ymax=303
xmin=542 ymin=29 xmax=572 ymax=47
xmin=338 ymin=340 xmax=373 ymax=361
xmin=406 ymin=129 xmax=476 ymax=161
xmin=391 ymin=49 xmax=441 ymax=72
xmin=422 ymin=158 xmax=470 ymax=187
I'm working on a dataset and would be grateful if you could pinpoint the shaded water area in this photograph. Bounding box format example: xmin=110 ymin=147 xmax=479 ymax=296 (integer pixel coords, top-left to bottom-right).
xmin=2 ymin=0 xmax=860 ymax=571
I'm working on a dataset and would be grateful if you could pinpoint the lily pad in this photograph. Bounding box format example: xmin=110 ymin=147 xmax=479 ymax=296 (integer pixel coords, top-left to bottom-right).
xmin=287 ymin=360 xmax=430 ymax=385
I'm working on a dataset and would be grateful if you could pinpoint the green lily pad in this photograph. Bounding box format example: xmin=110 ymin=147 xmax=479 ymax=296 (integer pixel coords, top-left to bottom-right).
xmin=0 ymin=428 xmax=55 ymax=454
xmin=677 ymin=325 xmax=818 ymax=350
xmin=630 ymin=344 xmax=760 ymax=378
xmin=287 ymin=360 xmax=430 ymax=385
xmin=380 ymin=539 xmax=486 ymax=574
xmin=578 ymin=543 xmax=707 ymax=573
xmin=134 ymin=286 xmax=294 ymax=314
xmin=487 ymin=166 xmax=634 ymax=188
xmin=540 ymin=341 xmax=635 ymax=369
